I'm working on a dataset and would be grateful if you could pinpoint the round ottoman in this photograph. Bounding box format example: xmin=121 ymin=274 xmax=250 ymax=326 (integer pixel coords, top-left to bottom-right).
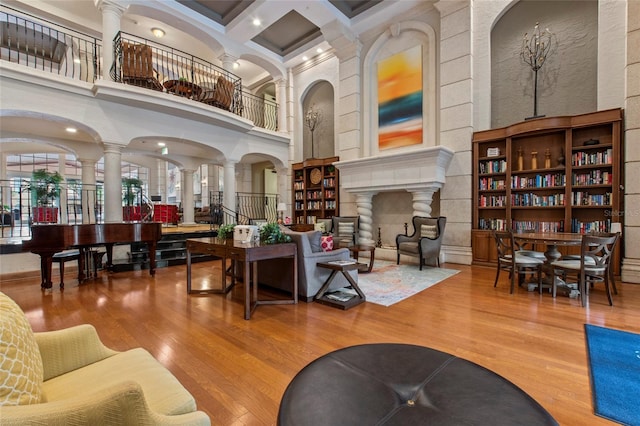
xmin=278 ymin=343 xmax=558 ymax=425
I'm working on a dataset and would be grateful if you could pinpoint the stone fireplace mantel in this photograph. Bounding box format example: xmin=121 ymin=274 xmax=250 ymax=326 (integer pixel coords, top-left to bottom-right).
xmin=334 ymin=146 xmax=454 ymax=245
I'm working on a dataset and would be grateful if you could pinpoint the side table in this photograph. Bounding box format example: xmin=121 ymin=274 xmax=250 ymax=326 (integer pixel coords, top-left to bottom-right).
xmin=347 ymin=245 xmax=375 ymax=273
xmin=315 ymin=261 xmax=365 ymax=310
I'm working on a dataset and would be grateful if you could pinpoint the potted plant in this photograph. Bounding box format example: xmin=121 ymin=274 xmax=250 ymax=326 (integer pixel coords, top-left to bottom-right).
xmin=217 ymin=223 xmax=236 ymax=240
xmin=30 ymin=169 xmax=63 ymax=223
xmin=122 ymin=177 xmax=143 ymax=221
xmin=259 ymin=222 xmax=291 ymax=245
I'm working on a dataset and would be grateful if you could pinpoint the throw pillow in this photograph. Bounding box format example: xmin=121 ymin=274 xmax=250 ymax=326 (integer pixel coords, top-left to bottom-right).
xmin=321 ymin=235 xmax=333 ymax=252
xmin=338 ymin=222 xmax=354 ymax=238
xmin=314 ymin=222 xmax=326 ymax=233
xmin=420 ymin=224 xmax=438 ymax=239
xmin=307 ymin=231 xmax=323 ymax=253
xmin=0 ymin=292 xmax=44 ymax=406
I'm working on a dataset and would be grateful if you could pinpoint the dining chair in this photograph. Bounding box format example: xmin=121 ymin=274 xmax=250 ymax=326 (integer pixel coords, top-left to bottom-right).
xmin=492 ymin=229 xmax=543 ymax=294
xmin=550 ymin=233 xmax=619 ymax=306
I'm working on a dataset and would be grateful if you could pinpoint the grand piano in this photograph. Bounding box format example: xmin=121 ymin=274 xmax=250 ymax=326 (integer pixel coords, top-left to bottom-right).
xmin=22 ymin=222 xmax=163 ymax=289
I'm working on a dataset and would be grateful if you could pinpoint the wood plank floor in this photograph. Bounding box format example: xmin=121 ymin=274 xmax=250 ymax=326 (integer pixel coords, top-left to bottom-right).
xmin=2 ymin=260 xmax=639 ymax=425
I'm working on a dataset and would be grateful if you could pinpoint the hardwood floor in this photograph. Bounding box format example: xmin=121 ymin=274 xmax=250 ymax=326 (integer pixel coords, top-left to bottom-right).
xmin=2 ymin=260 xmax=639 ymax=425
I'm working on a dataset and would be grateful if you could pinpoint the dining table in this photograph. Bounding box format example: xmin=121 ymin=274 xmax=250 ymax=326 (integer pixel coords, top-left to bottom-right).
xmin=513 ymin=232 xmax=583 ymax=297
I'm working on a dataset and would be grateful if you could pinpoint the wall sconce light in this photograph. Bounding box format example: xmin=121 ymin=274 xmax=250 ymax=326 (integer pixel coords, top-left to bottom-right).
xmin=151 ymin=27 xmax=165 ymax=38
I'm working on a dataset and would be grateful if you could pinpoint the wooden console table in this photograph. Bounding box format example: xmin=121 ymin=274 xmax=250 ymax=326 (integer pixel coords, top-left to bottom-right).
xmin=186 ymin=237 xmax=298 ymax=319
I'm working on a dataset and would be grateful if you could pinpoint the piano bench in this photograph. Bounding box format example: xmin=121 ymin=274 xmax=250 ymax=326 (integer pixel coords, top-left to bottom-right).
xmin=53 ymin=250 xmax=80 ymax=289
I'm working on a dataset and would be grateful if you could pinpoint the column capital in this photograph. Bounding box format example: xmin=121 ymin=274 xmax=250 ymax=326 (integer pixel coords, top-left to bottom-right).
xmin=95 ymin=0 xmax=127 ymax=15
xmin=103 ymin=143 xmax=122 ymax=154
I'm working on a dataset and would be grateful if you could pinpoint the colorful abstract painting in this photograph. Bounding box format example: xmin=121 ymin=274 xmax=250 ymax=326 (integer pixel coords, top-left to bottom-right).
xmin=377 ymin=45 xmax=423 ymax=150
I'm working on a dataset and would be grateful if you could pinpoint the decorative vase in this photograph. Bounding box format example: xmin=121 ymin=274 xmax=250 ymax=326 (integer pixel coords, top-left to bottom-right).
xmin=517 ymin=148 xmax=524 ymax=171
xmin=544 ymin=148 xmax=551 ymax=168
xmin=531 ymin=151 xmax=538 ymax=170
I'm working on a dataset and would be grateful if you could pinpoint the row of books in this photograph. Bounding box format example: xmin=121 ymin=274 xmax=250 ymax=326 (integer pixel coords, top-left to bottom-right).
xmin=570 ymin=219 xmax=612 ymax=233
xmin=479 ymin=159 xmax=507 ymax=174
xmin=571 ymin=149 xmax=613 ymax=166
xmin=478 ymin=195 xmax=507 ymax=207
xmin=571 ymin=192 xmax=611 ymax=206
xmin=511 ymin=173 xmax=565 ymax=189
xmin=478 ymin=219 xmax=566 ymax=232
xmin=478 ymin=177 xmax=506 ymax=190
xmin=572 ymin=170 xmax=612 ymax=186
xmin=511 ymin=193 xmax=565 ymax=207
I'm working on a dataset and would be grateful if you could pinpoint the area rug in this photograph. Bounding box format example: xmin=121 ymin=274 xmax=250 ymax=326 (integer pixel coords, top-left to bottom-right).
xmin=342 ymin=260 xmax=459 ymax=307
xmin=584 ymin=324 xmax=640 ymax=426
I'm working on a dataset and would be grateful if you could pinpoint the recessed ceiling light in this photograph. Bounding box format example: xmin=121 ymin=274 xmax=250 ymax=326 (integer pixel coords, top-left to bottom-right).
xmin=158 ymin=142 xmax=166 ymax=147
xmin=252 ymin=18 xmax=261 ymax=26
xmin=151 ymin=27 xmax=165 ymax=38
xmin=73 ymin=58 xmax=81 ymax=64
xmin=65 ymin=127 xmax=77 ymax=133
xmin=302 ymin=56 xmax=308 ymax=61
xmin=316 ymin=48 xmax=323 ymax=53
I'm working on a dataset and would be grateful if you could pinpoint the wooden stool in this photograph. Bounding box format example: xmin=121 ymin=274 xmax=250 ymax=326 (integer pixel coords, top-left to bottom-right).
xmin=52 ymin=250 xmax=80 ymax=289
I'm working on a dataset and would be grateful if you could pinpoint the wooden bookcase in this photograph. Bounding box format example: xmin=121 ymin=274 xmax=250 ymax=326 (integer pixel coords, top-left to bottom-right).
xmin=292 ymin=156 xmax=339 ymax=225
xmin=472 ymin=109 xmax=624 ymax=273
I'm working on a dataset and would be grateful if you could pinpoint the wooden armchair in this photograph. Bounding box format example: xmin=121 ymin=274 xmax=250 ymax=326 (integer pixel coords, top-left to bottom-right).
xmin=396 ymin=216 xmax=446 ymax=269
xmin=199 ymin=76 xmax=234 ymax=110
xmin=121 ymin=41 xmax=163 ymax=91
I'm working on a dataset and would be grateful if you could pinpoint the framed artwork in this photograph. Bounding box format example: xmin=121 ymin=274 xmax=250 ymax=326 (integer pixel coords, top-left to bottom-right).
xmin=377 ymin=45 xmax=423 ymax=150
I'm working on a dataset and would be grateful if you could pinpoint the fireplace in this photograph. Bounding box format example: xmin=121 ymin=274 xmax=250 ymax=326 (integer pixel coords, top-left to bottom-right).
xmin=334 ymin=146 xmax=454 ymax=247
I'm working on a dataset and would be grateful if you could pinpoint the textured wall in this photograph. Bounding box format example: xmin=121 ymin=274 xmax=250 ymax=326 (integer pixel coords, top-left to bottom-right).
xmin=491 ymin=0 xmax=598 ymax=128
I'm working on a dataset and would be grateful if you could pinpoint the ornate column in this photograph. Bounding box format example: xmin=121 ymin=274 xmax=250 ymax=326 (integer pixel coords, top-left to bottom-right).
xmin=218 ymin=53 xmax=237 ymax=73
xmin=275 ymin=78 xmax=288 ymax=132
xmin=97 ymin=0 xmax=126 ymax=80
xmin=103 ymin=143 xmax=122 ymax=223
xmin=78 ymin=158 xmax=97 ymax=223
xmin=354 ymin=192 xmax=376 ymax=245
xmin=410 ymin=189 xmax=437 ymax=218
xmin=223 ymin=161 xmax=236 ymax=224
xmin=181 ymin=169 xmax=195 ymax=225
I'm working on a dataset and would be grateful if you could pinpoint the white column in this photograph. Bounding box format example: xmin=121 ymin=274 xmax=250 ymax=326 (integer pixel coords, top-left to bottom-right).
xmin=79 ymin=159 xmax=97 ymax=223
xmin=410 ymin=189 xmax=436 ymax=218
xmin=58 ymin=159 xmax=67 ymax=224
xmin=181 ymin=169 xmax=195 ymax=225
xmin=355 ymin=192 xmax=376 ymax=246
xmin=218 ymin=53 xmax=237 ymax=73
xmin=97 ymin=0 xmax=126 ymax=80
xmin=276 ymin=165 xmax=289 ymax=213
xmin=0 ymin=153 xmax=10 ymax=214
xmin=621 ymin=0 xmax=640 ymax=283
xmin=223 ymin=161 xmax=236 ymax=224
xmin=103 ymin=143 xmax=122 ymax=222
xmin=276 ymin=78 xmax=288 ymax=132
xmin=148 ymin=159 xmax=160 ymax=199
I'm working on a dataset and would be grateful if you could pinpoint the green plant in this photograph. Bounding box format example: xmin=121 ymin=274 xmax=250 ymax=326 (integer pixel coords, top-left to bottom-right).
xmin=30 ymin=169 xmax=63 ymax=206
xmin=122 ymin=177 xmax=143 ymax=206
xmin=260 ymin=222 xmax=291 ymax=245
xmin=217 ymin=223 xmax=236 ymax=239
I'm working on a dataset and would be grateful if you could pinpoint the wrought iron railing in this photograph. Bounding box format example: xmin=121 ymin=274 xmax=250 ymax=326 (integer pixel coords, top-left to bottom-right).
xmin=0 ymin=6 xmax=101 ymax=83
xmin=1 ymin=7 xmax=279 ymax=131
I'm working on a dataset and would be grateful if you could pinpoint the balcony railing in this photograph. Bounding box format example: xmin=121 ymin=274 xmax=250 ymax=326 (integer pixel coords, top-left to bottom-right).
xmin=1 ymin=7 xmax=279 ymax=131
xmin=0 ymin=6 xmax=102 ymax=83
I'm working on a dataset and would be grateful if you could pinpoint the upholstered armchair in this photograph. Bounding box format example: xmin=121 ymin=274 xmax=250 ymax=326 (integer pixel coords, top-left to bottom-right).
xmin=257 ymin=229 xmax=357 ymax=302
xmin=0 ymin=292 xmax=210 ymax=425
xmin=331 ymin=216 xmax=359 ymax=247
xmin=396 ymin=216 xmax=446 ymax=270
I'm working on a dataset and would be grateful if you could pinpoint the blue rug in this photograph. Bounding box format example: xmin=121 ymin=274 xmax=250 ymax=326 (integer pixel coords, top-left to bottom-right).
xmin=584 ymin=324 xmax=640 ymax=426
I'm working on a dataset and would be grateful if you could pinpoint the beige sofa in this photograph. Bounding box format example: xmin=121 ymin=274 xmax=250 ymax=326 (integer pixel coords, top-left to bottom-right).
xmin=0 ymin=292 xmax=210 ymax=425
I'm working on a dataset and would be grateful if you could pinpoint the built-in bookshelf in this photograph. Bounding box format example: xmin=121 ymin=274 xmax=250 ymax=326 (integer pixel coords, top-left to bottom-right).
xmin=291 ymin=156 xmax=339 ymax=225
xmin=472 ymin=109 xmax=623 ymax=272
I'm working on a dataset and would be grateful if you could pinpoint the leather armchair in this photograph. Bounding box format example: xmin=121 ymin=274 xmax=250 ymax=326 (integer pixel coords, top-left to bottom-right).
xmin=396 ymin=216 xmax=446 ymax=270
